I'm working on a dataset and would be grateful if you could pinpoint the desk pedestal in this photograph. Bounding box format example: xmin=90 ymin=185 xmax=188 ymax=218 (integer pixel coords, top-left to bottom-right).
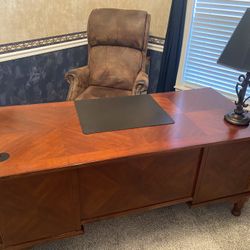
xmin=1 ymin=140 xmax=250 ymax=249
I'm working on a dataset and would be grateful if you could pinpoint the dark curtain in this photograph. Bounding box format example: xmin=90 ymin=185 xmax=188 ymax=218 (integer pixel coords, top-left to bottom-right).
xmin=157 ymin=0 xmax=187 ymax=92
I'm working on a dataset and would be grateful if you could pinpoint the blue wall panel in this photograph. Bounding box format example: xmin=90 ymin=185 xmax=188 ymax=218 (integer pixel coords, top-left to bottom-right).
xmin=0 ymin=46 xmax=88 ymax=106
xmin=0 ymin=46 xmax=162 ymax=106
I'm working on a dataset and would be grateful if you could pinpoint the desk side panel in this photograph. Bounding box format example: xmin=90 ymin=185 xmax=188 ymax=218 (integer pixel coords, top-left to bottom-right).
xmin=193 ymin=140 xmax=250 ymax=204
xmin=0 ymin=170 xmax=81 ymax=248
xmin=79 ymin=148 xmax=202 ymax=221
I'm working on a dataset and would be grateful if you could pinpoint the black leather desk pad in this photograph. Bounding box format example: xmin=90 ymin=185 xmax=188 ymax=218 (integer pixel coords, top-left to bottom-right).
xmin=75 ymin=95 xmax=174 ymax=134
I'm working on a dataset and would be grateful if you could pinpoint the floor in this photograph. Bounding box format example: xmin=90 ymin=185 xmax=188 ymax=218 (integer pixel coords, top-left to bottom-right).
xmin=33 ymin=201 xmax=250 ymax=250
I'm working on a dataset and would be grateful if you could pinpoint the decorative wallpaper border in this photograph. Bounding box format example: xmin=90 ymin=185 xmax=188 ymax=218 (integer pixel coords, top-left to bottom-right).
xmin=0 ymin=32 xmax=88 ymax=55
xmin=148 ymin=36 xmax=165 ymax=46
xmin=0 ymin=32 xmax=164 ymax=55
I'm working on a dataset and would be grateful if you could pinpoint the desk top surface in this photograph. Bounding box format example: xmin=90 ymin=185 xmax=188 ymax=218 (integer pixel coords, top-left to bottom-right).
xmin=1 ymin=88 xmax=250 ymax=178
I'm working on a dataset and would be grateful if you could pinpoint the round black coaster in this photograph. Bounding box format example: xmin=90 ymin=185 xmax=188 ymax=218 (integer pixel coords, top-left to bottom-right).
xmin=0 ymin=152 xmax=10 ymax=162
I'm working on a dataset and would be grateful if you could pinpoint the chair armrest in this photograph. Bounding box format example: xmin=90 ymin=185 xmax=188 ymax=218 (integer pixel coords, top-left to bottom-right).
xmin=65 ymin=66 xmax=90 ymax=101
xmin=132 ymin=71 xmax=149 ymax=95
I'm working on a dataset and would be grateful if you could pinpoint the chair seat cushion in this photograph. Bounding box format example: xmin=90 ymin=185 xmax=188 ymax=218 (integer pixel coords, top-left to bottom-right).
xmin=75 ymin=86 xmax=131 ymax=100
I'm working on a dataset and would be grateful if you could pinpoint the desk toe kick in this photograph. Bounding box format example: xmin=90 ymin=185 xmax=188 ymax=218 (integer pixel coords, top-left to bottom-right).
xmin=1 ymin=141 xmax=250 ymax=249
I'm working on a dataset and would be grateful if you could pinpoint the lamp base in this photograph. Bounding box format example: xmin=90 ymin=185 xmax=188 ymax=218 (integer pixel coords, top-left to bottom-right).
xmin=0 ymin=152 xmax=10 ymax=162
xmin=224 ymin=111 xmax=250 ymax=126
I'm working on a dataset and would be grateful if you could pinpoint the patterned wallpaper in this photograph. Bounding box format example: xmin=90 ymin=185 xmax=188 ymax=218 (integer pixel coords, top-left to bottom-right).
xmin=0 ymin=46 xmax=88 ymax=106
xmin=0 ymin=45 xmax=162 ymax=106
xmin=0 ymin=0 xmax=172 ymax=44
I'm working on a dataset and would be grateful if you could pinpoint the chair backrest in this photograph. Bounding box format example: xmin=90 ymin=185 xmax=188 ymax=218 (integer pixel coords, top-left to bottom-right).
xmin=87 ymin=8 xmax=150 ymax=90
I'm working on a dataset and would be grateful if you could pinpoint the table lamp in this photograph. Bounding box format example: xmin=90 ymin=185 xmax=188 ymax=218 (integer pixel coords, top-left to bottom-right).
xmin=217 ymin=8 xmax=250 ymax=126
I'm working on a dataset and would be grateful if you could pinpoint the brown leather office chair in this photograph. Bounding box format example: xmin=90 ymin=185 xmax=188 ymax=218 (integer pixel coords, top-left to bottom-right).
xmin=65 ymin=8 xmax=151 ymax=100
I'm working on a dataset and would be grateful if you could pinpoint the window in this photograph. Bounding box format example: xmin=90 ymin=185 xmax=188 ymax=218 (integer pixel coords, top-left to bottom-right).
xmin=177 ymin=0 xmax=250 ymax=100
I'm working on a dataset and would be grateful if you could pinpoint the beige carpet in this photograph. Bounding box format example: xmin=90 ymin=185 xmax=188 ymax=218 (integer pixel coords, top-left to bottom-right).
xmin=33 ymin=201 xmax=250 ymax=250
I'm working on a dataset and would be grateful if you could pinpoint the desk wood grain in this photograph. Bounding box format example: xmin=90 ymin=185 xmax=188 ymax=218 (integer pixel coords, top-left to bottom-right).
xmin=1 ymin=88 xmax=250 ymax=249
xmin=1 ymin=88 xmax=250 ymax=179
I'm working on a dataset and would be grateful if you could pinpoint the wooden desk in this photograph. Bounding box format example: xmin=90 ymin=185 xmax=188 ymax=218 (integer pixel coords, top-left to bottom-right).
xmin=1 ymin=88 xmax=250 ymax=249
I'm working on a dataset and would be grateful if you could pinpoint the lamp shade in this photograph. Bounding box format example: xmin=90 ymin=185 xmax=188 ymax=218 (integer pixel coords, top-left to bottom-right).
xmin=217 ymin=8 xmax=250 ymax=72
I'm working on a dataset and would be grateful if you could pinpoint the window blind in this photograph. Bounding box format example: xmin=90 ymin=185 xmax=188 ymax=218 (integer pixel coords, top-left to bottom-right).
xmin=183 ymin=0 xmax=250 ymax=98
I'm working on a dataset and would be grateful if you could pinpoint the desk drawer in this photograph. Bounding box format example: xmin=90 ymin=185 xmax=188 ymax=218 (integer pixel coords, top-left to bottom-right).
xmin=79 ymin=148 xmax=201 ymax=221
